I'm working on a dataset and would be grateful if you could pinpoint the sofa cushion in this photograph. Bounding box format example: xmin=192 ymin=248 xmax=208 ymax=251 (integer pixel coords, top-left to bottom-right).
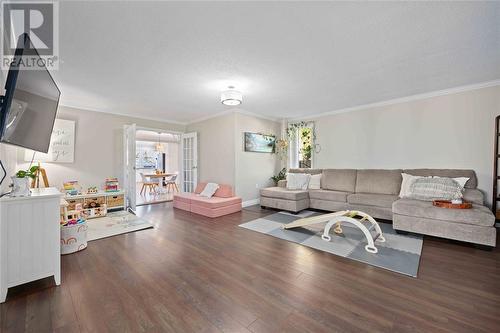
xmin=403 ymin=169 xmax=477 ymax=189
xmin=355 ymin=169 xmax=402 ymax=195
xmin=214 ymin=184 xmax=234 ymax=198
xmin=195 ymin=182 xmax=207 ymax=194
xmin=321 ymin=169 xmax=357 ymax=192
xmin=347 ymin=193 xmax=399 ymax=208
xmin=260 ymin=187 xmax=309 ymax=201
xmin=173 ymin=192 xmax=196 ymax=203
xmin=191 ymin=203 xmax=242 ymax=218
xmin=289 ymin=168 xmax=322 ymax=175
xmin=463 ymin=189 xmax=484 ymax=205
xmin=309 ymin=189 xmax=350 ymax=202
xmin=191 ymin=196 xmax=242 ymax=209
xmin=392 ymin=198 xmax=495 ymax=227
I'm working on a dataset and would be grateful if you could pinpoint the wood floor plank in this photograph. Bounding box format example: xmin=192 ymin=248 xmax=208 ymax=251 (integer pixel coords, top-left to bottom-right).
xmin=1 ymin=203 xmax=499 ymax=333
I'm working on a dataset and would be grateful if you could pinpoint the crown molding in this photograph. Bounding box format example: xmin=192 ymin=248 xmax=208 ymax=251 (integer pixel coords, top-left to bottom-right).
xmin=59 ymin=79 xmax=500 ymax=126
xmin=187 ymin=109 xmax=280 ymax=126
xmin=58 ymin=103 xmax=188 ymax=126
xmin=186 ymin=109 xmax=235 ymax=125
xmin=235 ymin=109 xmax=280 ymax=123
xmin=290 ymin=79 xmax=500 ymax=122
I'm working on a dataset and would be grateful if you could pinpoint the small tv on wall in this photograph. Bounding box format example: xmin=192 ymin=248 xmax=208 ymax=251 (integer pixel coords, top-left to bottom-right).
xmin=0 ymin=33 xmax=61 ymax=153
xmin=244 ymin=132 xmax=276 ymax=153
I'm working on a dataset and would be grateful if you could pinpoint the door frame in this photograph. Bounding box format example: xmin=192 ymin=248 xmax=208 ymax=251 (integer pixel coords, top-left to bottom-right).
xmin=123 ymin=123 xmax=137 ymax=212
xmin=135 ymin=126 xmax=184 ymax=179
xmin=126 ymin=126 xmax=184 ymax=205
xmin=181 ymin=132 xmax=198 ymax=192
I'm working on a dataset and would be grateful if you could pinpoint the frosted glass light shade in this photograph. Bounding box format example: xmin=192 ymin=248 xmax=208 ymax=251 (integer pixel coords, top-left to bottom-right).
xmin=221 ymin=89 xmax=242 ymax=106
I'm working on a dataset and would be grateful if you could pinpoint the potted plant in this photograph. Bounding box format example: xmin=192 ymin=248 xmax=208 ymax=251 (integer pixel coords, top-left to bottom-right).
xmin=11 ymin=166 xmax=38 ymax=197
xmin=270 ymin=168 xmax=287 ymax=186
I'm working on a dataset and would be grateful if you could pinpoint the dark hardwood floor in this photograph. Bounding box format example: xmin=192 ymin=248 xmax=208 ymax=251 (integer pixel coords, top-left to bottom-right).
xmin=1 ymin=203 xmax=499 ymax=332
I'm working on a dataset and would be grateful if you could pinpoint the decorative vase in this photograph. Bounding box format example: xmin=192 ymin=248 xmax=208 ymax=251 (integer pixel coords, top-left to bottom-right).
xmin=11 ymin=176 xmax=31 ymax=197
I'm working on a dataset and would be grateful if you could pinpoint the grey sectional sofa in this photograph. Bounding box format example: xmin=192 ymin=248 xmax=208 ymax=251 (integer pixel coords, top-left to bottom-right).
xmin=260 ymin=168 xmax=496 ymax=247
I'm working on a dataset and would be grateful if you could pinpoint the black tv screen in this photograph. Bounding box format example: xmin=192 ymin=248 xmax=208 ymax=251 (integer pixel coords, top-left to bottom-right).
xmin=0 ymin=33 xmax=61 ymax=153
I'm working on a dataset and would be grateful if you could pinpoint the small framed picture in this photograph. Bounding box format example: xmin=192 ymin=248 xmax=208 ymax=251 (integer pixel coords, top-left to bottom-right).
xmin=244 ymin=132 xmax=276 ymax=153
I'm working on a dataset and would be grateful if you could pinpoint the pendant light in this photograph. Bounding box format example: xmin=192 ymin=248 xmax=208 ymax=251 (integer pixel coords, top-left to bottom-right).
xmin=155 ymin=132 xmax=164 ymax=152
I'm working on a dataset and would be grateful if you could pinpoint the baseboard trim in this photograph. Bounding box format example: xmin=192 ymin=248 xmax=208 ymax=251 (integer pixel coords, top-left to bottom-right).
xmin=242 ymin=198 xmax=260 ymax=208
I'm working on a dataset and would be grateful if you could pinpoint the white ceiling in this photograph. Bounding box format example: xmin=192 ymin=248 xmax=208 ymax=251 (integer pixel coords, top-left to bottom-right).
xmin=54 ymin=1 xmax=500 ymax=124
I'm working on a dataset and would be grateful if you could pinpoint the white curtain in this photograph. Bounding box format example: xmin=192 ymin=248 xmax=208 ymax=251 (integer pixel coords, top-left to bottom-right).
xmin=288 ymin=127 xmax=299 ymax=169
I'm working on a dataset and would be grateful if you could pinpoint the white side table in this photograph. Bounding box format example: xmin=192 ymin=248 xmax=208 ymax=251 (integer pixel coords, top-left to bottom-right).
xmin=0 ymin=187 xmax=62 ymax=303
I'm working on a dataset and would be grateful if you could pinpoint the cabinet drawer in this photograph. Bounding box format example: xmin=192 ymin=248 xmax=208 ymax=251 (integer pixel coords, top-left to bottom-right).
xmin=66 ymin=198 xmax=84 ymax=210
xmin=107 ymin=194 xmax=124 ymax=208
xmin=84 ymin=196 xmax=106 ymax=208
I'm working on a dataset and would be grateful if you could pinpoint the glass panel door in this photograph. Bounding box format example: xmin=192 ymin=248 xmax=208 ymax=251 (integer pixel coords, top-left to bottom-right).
xmin=181 ymin=132 xmax=198 ymax=192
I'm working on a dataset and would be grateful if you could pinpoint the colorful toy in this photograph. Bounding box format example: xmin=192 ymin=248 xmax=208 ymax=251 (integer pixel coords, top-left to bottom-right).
xmin=61 ymin=209 xmax=86 ymax=227
xmin=63 ymin=180 xmax=82 ymax=196
xmin=82 ymin=205 xmax=107 ymax=219
xmin=104 ymin=178 xmax=120 ymax=192
xmin=86 ymin=186 xmax=98 ymax=194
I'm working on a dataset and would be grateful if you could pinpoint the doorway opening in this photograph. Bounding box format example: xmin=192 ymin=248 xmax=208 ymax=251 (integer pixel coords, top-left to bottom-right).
xmin=135 ymin=129 xmax=181 ymax=206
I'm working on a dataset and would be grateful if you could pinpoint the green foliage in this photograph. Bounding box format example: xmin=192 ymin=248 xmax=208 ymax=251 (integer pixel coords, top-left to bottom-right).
xmin=300 ymin=127 xmax=312 ymax=161
xmin=270 ymin=168 xmax=287 ymax=186
xmin=16 ymin=166 xmax=39 ymax=179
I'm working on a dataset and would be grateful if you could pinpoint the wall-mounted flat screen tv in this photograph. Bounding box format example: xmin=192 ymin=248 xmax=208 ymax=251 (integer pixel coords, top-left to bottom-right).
xmin=244 ymin=132 xmax=276 ymax=153
xmin=0 ymin=33 xmax=61 ymax=153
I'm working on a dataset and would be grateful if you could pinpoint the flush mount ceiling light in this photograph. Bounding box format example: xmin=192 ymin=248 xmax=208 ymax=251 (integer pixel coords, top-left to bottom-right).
xmin=221 ymin=86 xmax=242 ymax=106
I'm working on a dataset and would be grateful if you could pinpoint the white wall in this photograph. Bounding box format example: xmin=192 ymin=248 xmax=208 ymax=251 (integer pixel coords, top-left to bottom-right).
xmin=187 ymin=111 xmax=282 ymax=202
xmin=234 ymin=113 xmax=281 ymax=202
xmin=187 ymin=113 xmax=236 ymax=186
xmin=16 ymin=106 xmax=185 ymax=190
xmin=311 ymin=85 xmax=500 ymax=207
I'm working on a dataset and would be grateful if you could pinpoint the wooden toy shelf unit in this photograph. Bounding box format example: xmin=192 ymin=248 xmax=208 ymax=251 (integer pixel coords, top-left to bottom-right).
xmin=65 ymin=190 xmax=125 ymax=212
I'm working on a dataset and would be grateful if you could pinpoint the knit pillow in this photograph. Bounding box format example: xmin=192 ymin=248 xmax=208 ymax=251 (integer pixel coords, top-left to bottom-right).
xmin=408 ymin=177 xmax=463 ymax=201
xmin=286 ymin=173 xmax=311 ymax=190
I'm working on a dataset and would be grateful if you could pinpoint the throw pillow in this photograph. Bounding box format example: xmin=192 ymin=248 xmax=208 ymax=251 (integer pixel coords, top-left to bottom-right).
xmin=286 ymin=173 xmax=311 ymax=190
xmin=433 ymin=176 xmax=469 ymax=190
xmin=407 ymin=177 xmax=463 ymax=201
xmin=399 ymin=173 xmax=426 ymax=198
xmin=200 ymin=182 xmax=220 ymax=198
xmin=308 ymin=174 xmax=321 ymax=190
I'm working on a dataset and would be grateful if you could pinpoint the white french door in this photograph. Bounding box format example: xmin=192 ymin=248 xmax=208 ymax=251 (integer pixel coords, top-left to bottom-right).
xmin=123 ymin=124 xmax=136 ymax=211
xmin=181 ymin=132 xmax=198 ymax=192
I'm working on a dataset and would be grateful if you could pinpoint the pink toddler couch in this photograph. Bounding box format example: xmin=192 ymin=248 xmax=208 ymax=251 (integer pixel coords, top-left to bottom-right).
xmin=173 ymin=182 xmax=242 ymax=218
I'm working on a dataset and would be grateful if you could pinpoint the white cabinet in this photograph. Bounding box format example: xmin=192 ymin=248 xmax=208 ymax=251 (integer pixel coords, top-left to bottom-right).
xmin=0 ymin=187 xmax=62 ymax=303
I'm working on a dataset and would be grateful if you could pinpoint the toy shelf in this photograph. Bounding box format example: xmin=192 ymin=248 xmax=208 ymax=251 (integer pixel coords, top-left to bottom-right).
xmin=65 ymin=190 xmax=125 ymax=211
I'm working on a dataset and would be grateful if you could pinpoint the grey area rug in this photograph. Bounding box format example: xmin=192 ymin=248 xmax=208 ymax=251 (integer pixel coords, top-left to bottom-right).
xmin=239 ymin=210 xmax=423 ymax=277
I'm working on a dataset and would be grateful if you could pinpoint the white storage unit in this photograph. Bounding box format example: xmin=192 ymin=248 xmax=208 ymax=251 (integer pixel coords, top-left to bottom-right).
xmin=0 ymin=187 xmax=62 ymax=303
xmin=65 ymin=190 xmax=125 ymax=211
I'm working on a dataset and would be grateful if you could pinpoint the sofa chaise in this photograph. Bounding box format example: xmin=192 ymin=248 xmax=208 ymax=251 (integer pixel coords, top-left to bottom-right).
xmin=260 ymin=168 xmax=496 ymax=247
xmin=174 ymin=183 xmax=242 ymax=218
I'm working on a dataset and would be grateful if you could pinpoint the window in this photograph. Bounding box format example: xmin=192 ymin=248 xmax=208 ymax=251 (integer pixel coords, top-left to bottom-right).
xmin=288 ymin=123 xmax=314 ymax=169
xmin=298 ymin=127 xmax=312 ymax=168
